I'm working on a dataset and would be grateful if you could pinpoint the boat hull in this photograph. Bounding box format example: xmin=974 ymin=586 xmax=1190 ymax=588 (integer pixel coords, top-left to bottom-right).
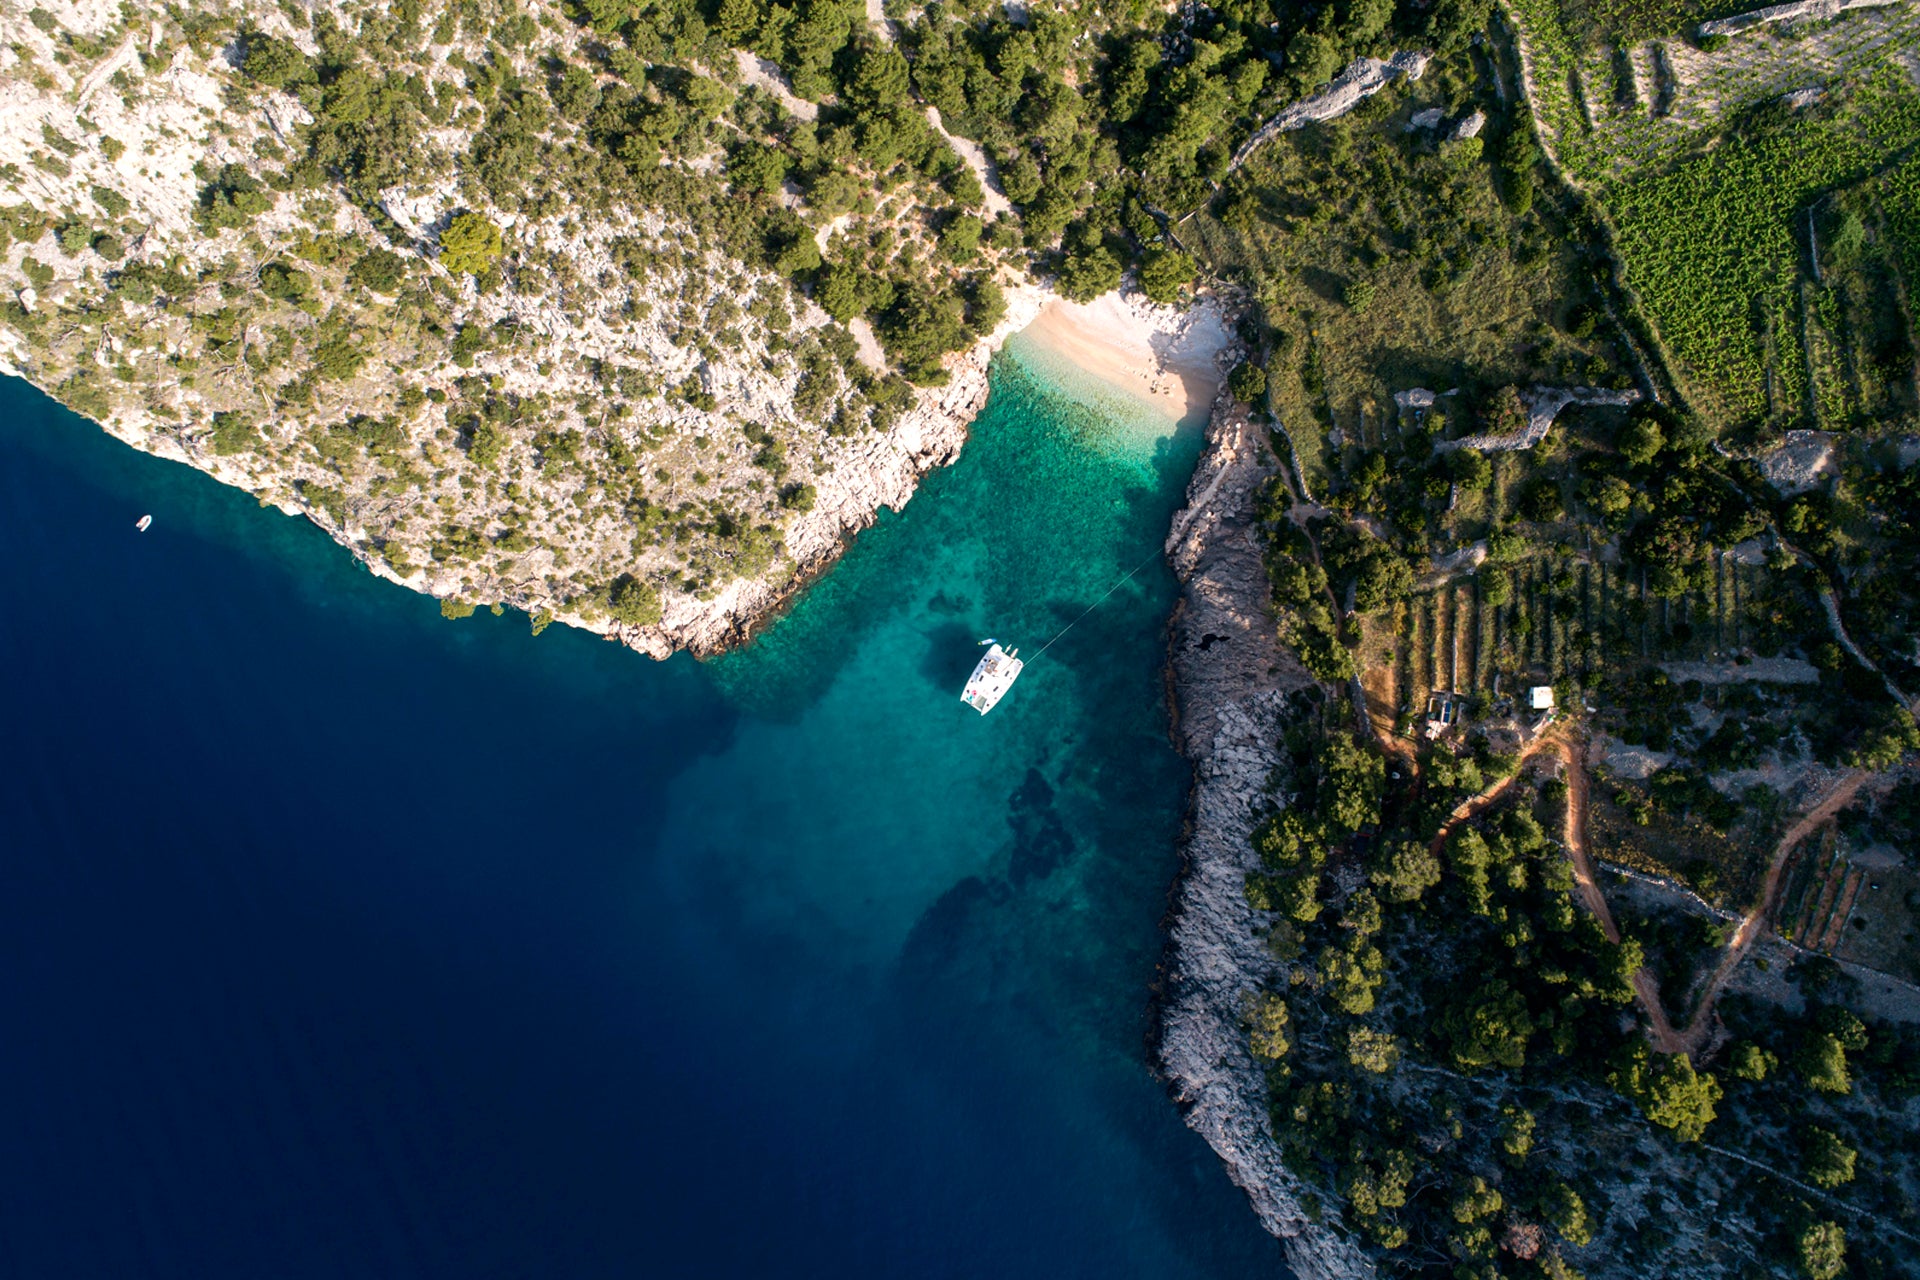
xmin=961 ymin=644 xmax=1023 ymax=715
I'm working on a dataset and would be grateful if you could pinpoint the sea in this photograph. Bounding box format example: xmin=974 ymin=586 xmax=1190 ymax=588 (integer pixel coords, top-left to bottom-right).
xmin=0 ymin=336 xmax=1289 ymax=1278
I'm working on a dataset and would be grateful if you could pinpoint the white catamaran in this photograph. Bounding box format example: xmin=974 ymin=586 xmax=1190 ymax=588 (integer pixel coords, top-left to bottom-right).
xmin=961 ymin=641 xmax=1023 ymax=715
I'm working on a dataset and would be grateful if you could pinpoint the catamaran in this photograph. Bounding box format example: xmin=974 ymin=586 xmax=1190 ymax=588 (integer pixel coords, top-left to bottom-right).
xmin=961 ymin=641 xmax=1023 ymax=715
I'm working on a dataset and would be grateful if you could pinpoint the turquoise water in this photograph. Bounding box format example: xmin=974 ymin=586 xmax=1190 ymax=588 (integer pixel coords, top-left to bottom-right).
xmin=0 ymin=338 xmax=1285 ymax=1276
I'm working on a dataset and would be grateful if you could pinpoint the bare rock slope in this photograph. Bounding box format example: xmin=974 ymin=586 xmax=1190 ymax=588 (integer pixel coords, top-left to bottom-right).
xmin=1159 ymin=402 xmax=1375 ymax=1279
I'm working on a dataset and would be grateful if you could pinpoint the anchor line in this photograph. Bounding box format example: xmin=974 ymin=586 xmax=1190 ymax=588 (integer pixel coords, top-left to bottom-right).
xmin=1026 ymin=548 xmax=1166 ymax=664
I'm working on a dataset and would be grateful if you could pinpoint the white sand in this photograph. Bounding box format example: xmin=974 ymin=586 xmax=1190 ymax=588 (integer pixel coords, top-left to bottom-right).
xmin=1016 ymin=291 xmax=1232 ymax=422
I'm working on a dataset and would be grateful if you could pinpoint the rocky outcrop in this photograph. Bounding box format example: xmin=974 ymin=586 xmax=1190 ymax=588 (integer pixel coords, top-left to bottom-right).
xmin=0 ymin=0 xmax=1070 ymax=665
xmin=1434 ymin=386 xmax=1641 ymax=453
xmin=1230 ymin=51 xmax=1432 ymax=171
xmin=1698 ymin=0 xmax=1896 ymax=38
xmin=1757 ymin=429 xmax=1836 ymax=496
xmin=1159 ymin=402 xmax=1375 ymax=1279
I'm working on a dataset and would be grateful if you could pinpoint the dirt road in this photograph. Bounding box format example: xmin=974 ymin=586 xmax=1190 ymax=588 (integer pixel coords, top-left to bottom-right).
xmin=1559 ymin=738 xmax=1685 ymax=1052
xmin=1671 ymin=767 xmax=1875 ymax=1055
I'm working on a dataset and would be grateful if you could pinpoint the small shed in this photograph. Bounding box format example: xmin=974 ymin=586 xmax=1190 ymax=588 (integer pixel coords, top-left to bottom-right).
xmin=1529 ymin=686 xmax=1555 ymax=711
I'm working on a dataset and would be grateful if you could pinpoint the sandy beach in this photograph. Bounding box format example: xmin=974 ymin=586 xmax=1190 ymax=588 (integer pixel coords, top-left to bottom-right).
xmin=1015 ymin=291 xmax=1234 ymax=421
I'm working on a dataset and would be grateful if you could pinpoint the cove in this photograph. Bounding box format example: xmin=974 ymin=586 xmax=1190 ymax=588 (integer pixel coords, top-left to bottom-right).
xmin=0 ymin=338 xmax=1288 ymax=1278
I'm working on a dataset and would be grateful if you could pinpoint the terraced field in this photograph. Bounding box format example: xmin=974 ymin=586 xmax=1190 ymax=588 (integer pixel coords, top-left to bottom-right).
xmin=1507 ymin=0 xmax=1920 ymax=429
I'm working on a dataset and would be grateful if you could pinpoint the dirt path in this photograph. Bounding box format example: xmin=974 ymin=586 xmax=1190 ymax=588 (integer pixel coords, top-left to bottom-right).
xmin=1423 ymin=728 xmax=1686 ymax=1051
xmin=1672 ymin=766 xmax=1875 ymax=1055
xmin=1559 ymin=737 xmax=1686 ymax=1052
xmin=1424 ymin=726 xmax=1563 ymax=858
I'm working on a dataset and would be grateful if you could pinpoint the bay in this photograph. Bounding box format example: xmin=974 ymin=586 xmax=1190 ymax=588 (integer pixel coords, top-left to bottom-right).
xmin=0 ymin=339 xmax=1285 ymax=1278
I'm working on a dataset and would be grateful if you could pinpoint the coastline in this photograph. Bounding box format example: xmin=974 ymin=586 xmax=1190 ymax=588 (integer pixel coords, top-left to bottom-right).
xmin=4 ymin=281 xmax=1237 ymax=662
xmin=624 ymin=285 xmax=1233 ymax=656
xmin=1015 ymin=292 xmax=1234 ymax=424
xmin=1157 ymin=398 xmax=1377 ymax=1279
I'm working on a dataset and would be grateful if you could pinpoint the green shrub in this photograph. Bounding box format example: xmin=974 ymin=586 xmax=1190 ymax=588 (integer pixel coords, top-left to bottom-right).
xmin=607 ymin=575 xmax=663 ymax=625
xmin=347 ymin=248 xmax=408 ymax=293
xmin=438 ymin=212 xmax=504 ymax=277
xmin=90 ymin=185 xmax=130 ymax=218
xmin=259 ymin=262 xmax=312 ymax=304
xmin=1229 ymin=359 xmax=1267 ymax=404
xmin=1138 ymin=247 xmax=1195 ymax=303
xmin=241 ymin=34 xmax=314 ymax=88
xmin=209 ymin=411 xmax=258 ymax=455
xmin=195 ymin=164 xmax=275 ymax=231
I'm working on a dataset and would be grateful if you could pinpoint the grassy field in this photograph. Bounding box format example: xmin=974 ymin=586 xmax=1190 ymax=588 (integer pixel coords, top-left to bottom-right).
xmin=1183 ymin=44 xmax=1631 ymax=493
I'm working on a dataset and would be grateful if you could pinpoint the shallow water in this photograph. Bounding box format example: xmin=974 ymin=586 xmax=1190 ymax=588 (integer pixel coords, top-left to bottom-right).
xmin=0 ymin=339 xmax=1287 ymax=1278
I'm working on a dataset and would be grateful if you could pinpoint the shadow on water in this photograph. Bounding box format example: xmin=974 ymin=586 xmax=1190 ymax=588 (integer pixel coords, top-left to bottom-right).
xmin=922 ymin=621 xmax=985 ymax=691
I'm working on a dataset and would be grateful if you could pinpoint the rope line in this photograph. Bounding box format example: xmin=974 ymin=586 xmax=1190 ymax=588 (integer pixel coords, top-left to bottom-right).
xmin=1026 ymin=548 xmax=1165 ymax=664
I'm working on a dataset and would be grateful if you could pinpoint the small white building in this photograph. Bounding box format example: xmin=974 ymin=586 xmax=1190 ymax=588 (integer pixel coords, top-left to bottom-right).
xmin=1529 ymin=686 xmax=1555 ymax=712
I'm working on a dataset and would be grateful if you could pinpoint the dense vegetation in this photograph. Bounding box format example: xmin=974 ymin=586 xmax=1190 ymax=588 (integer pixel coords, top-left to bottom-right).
xmin=1199 ymin=2 xmax=1920 ymax=1274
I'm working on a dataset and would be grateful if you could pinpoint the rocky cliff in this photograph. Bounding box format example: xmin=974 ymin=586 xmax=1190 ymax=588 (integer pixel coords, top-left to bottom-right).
xmin=1159 ymin=401 xmax=1376 ymax=1279
xmin=0 ymin=0 xmax=1048 ymax=660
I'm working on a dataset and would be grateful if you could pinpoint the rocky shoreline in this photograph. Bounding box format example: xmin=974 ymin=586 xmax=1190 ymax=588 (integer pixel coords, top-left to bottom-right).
xmin=615 ymin=311 xmax=1025 ymax=657
xmin=1157 ymin=399 xmax=1376 ymax=1279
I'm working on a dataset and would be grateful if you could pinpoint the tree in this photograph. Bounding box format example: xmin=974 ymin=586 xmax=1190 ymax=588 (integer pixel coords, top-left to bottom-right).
xmin=1485 ymin=385 xmax=1528 ymax=438
xmin=1796 ymin=1031 xmax=1853 ymax=1095
xmin=209 ymin=411 xmax=257 ymax=456
xmin=1229 ymin=359 xmax=1268 ymax=404
xmin=1347 ymin=1025 xmax=1400 ymax=1073
xmin=1320 ymin=940 xmax=1385 ymax=1014
xmin=1448 ymin=448 xmax=1492 ymax=492
xmin=440 ymin=597 xmax=476 ymax=619
xmin=843 ymin=40 xmax=910 ymax=115
xmin=938 ymin=212 xmax=983 ymax=261
xmin=1446 ymin=980 xmax=1532 ymax=1072
xmin=607 ymin=576 xmax=662 ymax=626
xmin=1352 ymin=550 xmax=1414 ymax=612
xmin=1284 ymin=31 xmax=1341 ymax=94
xmin=815 ymin=261 xmax=863 ymax=323
xmin=1802 ymin=1126 xmax=1857 ymax=1189
xmin=241 ymin=34 xmax=313 ymax=88
xmin=348 ymin=248 xmax=407 ymax=293
xmin=1543 ymin=1181 xmax=1592 ymax=1246
xmin=1612 ymin=1045 xmax=1721 ymax=1140
xmin=1449 ymin=828 xmax=1494 ymax=915
xmin=1275 ymin=871 xmax=1323 ymax=923
xmin=1798 ymin=1221 xmax=1846 ymax=1280
xmin=1319 ymin=736 xmax=1384 ymax=835
xmin=1057 ymin=240 xmax=1122 ymax=301
xmin=1451 ymin=1176 xmax=1503 ymax=1224
xmin=1254 ymin=810 xmax=1320 ymax=869
xmin=966 ymin=276 xmax=1005 ymax=334
xmin=439 ymin=212 xmax=504 ymax=277
xmin=1341 ymin=888 xmax=1382 ymax=937
xmin=1138 ymin=247 xmax=1195 ymax=303
xmin=551 ymin=65 xmax=602 ymax=121
xmin=1250 ymin=992 xmax=1291 ymax=1060
xmin=876 ymin=280 xmax=970 ymax=383
xmin=1498 ymin=1107 xmax=1535 ymax=1165
xmin=1728 ymin=1041 xmax=1777 ymax=1081
xmin=1372 ymin=840 xmax=1442 ymax=902
xmin=1618 ymin=418 xmax=1664 ymax=466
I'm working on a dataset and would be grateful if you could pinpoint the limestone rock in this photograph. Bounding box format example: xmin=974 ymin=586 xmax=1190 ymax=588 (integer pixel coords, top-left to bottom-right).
xmin=1159 ymin=400 xmax=1377 ymax=1279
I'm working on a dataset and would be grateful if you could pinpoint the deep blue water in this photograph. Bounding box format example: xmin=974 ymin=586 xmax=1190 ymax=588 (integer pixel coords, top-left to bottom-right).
xmin=0 ymin=344 xmax=1286 ymax=1278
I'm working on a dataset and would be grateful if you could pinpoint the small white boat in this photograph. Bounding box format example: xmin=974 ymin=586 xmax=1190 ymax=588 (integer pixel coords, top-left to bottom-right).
xmin=135 ymin=514 xmax=152 ymax=532
xmin=961 ymin=641 xmax=1023 ymax=715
